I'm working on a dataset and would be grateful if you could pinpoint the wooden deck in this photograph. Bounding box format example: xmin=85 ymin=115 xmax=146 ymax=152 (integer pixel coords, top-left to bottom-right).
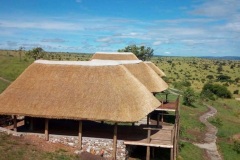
xmin=124 ymin=125 xmax=174 ymax=148
xmin=155 ymin=102 xmax=177 ymax=112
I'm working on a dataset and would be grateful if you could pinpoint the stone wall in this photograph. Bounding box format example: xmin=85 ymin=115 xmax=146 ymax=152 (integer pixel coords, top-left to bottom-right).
xmin=0 ymin=127 xmax=127 ymax=159
xmin=49 ymin=136 xmax=127 ymax=159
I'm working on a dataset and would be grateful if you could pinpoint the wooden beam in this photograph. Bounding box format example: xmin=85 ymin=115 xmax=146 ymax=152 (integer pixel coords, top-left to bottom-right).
xmin=78 ymin=120 xmax=83 ymax=150
xmin=112 ymin=123 xmax=118 ymax=160
xmin=45 ymin=118 xmax=49 ymax=141
xmin=13 ymin=115 xmax=17 ymax=132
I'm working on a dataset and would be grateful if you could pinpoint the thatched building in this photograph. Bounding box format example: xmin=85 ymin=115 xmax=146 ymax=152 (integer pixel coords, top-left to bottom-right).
xmin=0 ymin=60 xmax=161 ymax=159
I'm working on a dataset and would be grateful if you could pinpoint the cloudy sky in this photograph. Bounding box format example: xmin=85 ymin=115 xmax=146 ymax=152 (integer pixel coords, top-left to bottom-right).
xmin=0 ymin=0 xmax=240 ymax=56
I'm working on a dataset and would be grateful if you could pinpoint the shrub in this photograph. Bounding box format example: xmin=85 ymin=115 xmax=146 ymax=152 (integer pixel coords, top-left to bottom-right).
xmin=233 ymin=90 xmax=239 ymax=94
xmin=216 ymin=75 xmax=231 ymax=82
xmin=183 ymin=87 xmax=196 ymax=106
xmin=206 ymin=75 xmax=214 ymax=80
xmin=201 ymin=83 xmax=232 ymax=98
xmin=233 ymin=140 xmax=240 ymax=154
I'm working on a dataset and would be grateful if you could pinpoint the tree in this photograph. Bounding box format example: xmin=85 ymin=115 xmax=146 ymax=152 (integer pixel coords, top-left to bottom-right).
xmin=118 ymin=45 xmax=154 ymax=61
xmin=25 ymin=47 xmax=46 ymax=60
xmin=183 ymin=87 xmax=196 ymax=106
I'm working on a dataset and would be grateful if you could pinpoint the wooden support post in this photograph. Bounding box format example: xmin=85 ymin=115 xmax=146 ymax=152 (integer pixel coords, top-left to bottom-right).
xmin=13 ymin=115 xmax=17 ymax=132
xmin=112 ymin=123 xmax=118 ymax=160
xmin=146 ymin=129 xmax=151 ymax=160
xmin=45 ymin=119 xmax=49 ymax=141
xmin=147 ymin=114 xmax=149 ymax=126
xmin=131 ymin=123 xmax=135 ymax=126
xmin=161 ymin=112 xmax=164 ymax=123
xmin=78 ymin=120 xmax=83 ymax=150
xmin=30 ymin=117 xmax=34 ymax=131
xmin=157 ymin=114 xmax=160 ymax=127
xmin=170 ymin=148 xmax=173 ymax=160
xmin=152 ymin=147 xmax=155 ymax=159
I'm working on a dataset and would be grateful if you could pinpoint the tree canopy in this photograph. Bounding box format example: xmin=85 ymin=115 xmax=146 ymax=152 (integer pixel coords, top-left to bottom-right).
xmin=118 ymin=45 xmax=154 ymax=61
xmin=25 ymin=47 xmax=45 ymax=60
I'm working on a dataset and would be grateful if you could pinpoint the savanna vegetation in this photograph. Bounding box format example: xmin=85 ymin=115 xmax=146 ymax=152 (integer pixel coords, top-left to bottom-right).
xmin=0 ymin=49 xmax=240 ymax=159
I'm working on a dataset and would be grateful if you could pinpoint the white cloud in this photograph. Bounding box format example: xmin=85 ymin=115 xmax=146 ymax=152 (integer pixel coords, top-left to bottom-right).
xmin=164 ymin=51 xmax=171 ymax=55
xmin=0 ymin=20 xmax=84 ymax=31
xmin=41 ymin=38 xmax=67 ymax=43
xmin=191 ymin=0 xmax=240 ymax=19
xmin=153 ymin=41 xmax=162 ymax=46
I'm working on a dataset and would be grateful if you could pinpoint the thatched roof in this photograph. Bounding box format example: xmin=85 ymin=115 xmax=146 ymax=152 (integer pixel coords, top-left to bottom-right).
xmin=92 ymin=60 xmax=168 ymax=93
xmin=0 ymin=60 xmax=161 ymax=122
xmin=145 ymin=61 xmax=166 ymax=77
xmin=91 ymin=52 xmax=139 ymax=60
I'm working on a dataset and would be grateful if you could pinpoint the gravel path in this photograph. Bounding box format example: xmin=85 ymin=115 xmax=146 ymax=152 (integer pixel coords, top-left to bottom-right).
xmin=193 ymin=105 xmax=222 ymax=160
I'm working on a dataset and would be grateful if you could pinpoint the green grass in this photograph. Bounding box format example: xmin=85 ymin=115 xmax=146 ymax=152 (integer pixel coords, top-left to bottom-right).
xmin=0 ymin=80 xmax=9 ymax=93
xmin=0 ymin=53 xmax=33 ymax=81
xmin=208 ymin=99 xmax=240 ymax=159
xmin=178 ymin=142 xmax=206 ymax=160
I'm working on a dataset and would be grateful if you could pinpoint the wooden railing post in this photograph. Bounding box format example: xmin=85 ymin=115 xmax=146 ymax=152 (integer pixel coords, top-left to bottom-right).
xmin=146 ymin=129 xmax=151 ymax=160
xmin=113 ymin=123 xmax=118 ymax=160
xmin=45 ymin=118 xmax=49 ymax=141
xmin=13 ymin=115 xmax=17 ymax=132
xmin=78 ymin=120 xmax=83 ymax=150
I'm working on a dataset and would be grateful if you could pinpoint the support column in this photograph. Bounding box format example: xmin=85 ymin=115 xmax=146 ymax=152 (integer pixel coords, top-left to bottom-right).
xmin=30 ymin=117 xmax=34 ymax=131
xmin=147 ymin=113 xmax=151 ymax=126
xmin=112 ymin=123 xmax=118 ymax=160
xmin=146 ymin=129 xmax=151 ymax=160
xmin=13 ymin=115 xmax=17 ymax=132
xmin=78 ymin=120 xmax=83 ymax=150
xmin=157 ymin=114 xmax=160 ymax=127
xmin=45 ymin=118 xmax=49 ymax=141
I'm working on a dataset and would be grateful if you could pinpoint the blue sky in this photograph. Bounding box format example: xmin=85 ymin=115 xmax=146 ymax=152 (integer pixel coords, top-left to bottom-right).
xmin=0 ymin=0 xmax=240 ymax=56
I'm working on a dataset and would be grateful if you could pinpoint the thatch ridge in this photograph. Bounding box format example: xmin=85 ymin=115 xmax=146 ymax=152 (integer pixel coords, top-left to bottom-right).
xmin=0 ymin=61 xmax=160 ymax=122
xmin=145 ymin=61 xmax=166 ymax=77
xmin=91 ymin=52 xmax=139 ymax=60
xmin=91 ymin=60 xmax=168 ymax=93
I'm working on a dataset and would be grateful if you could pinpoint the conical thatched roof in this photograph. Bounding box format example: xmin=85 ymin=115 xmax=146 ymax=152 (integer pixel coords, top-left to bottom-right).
xmin=145 ymin=61 xmax=166 ymax=77
xmin=91 ymin=52 xmax=139 ymax=60
xmin=0 ymin=60 xmax=160 ymax=122
xmin=92 ymin=60 xmax=168 ymax=93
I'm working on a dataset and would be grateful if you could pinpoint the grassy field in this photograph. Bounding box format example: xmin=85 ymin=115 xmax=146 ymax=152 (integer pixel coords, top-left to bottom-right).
xmin=152 ymin=56 xmax=240 ymax=94
xmin=0 ymin=50 xmax=240 ymax=159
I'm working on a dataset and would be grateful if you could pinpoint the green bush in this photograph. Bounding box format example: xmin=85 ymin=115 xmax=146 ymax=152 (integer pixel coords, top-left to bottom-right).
xmin=183 ymin=87 xmax=196 ymax=106
xmin=201 ymin=83 xmax=232 ymax=99
xmin=233 ymin=90 xmax=239 ymax=94
xmin=233 ymin=140 xmax=240 ymax=154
